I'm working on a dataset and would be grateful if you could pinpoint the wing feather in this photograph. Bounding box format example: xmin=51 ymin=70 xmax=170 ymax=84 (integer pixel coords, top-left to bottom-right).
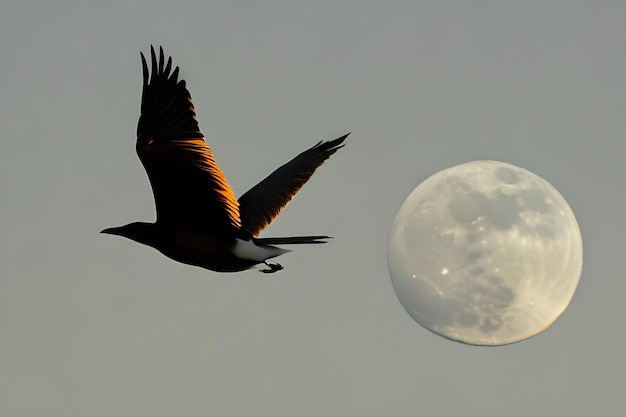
xmin=136 ymin=46 xmax=241 ymax=234
xmin=238 ymin=133 xmax=349 ymax=236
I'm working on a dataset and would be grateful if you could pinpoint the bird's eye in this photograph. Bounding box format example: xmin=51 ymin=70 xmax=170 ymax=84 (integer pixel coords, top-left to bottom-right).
xmin=136 ymin=136 xmax=155 ymax=151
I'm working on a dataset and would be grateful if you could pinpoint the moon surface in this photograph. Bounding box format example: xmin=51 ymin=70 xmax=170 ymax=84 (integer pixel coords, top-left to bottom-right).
xmin=388 ymin=161 xmax=583 ymax=346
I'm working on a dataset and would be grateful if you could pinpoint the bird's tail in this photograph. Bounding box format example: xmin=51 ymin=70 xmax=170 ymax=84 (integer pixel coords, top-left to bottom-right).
xmin=253 ymin=236 xmax=331 ymax=245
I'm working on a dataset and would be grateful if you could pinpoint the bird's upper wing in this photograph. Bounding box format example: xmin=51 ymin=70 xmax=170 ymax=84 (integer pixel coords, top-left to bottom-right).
xmin=136 ymin=46 xmax=241 ymax=233
xmin=238 ymin=133 xmax=349 ymax=236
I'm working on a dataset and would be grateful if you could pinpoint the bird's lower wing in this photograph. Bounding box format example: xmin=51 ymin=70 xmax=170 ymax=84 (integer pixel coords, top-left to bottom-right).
xmin=238 ymin=133 xmax=349 ymax=236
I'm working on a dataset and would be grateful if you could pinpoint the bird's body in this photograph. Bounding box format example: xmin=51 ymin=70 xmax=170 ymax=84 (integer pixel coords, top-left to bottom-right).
xmin=102 ymin=46 xmax=347 ymax=273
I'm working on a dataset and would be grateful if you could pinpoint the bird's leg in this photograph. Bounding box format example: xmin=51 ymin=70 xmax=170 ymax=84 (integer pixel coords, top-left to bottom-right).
xmin=261 ymin=261 xmax=284 ymax=274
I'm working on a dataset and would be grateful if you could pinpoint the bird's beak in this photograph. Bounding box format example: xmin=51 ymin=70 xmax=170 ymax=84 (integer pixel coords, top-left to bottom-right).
xmin=100 ymin=227 xmax=118 ymax=235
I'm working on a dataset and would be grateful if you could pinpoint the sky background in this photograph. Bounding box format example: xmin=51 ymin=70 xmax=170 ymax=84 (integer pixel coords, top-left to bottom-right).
xmin=1 ymin=1 xmax=625 ymax=416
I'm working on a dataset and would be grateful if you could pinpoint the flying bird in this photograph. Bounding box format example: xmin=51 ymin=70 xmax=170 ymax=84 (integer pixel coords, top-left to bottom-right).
xmin=102 ymin=46 xmax=348 ymax=273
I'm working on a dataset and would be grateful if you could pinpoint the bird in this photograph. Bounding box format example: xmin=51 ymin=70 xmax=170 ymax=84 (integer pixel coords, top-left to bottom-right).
xmin=101 ymin=46 xmax=348 ymax=273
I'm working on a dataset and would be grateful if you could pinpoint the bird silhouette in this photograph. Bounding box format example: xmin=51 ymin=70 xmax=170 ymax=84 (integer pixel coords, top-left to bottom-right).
xmin=102 ymin=46 xmax=348 ymax=273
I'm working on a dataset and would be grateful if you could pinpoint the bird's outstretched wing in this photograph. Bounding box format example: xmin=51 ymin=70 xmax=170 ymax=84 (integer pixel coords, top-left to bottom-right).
xmin=136 ymin=46 xmax=241 ymax=234
xmin=238 ymin=133 xmax=349 ymax=236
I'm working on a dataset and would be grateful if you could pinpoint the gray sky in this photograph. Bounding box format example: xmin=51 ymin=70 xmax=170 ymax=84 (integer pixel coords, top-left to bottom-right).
xmin=1 ymin=1 xmax=624 ymax=416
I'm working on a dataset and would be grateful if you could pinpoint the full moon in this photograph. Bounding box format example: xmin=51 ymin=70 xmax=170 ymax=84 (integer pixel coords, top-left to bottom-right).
xmin=388 ymin=161 xmax=583 ymax=346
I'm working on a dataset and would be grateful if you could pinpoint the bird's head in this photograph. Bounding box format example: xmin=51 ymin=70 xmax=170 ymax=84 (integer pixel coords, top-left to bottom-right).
xmin=101 ymin=222 xmax=159 ymax=247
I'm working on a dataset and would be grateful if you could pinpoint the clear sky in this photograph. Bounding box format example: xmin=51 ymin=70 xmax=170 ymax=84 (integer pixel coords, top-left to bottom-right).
xmin=1 ymin=1 xmax=624 ymax=416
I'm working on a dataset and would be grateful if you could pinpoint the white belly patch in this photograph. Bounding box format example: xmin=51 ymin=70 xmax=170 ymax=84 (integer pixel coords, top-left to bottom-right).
xmin=232 ymin=239 xmax=291 ymax=262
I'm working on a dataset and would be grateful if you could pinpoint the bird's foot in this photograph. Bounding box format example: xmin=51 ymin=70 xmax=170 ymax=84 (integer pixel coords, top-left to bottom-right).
xmin=261 ymin=262 xmax=284 ymax=274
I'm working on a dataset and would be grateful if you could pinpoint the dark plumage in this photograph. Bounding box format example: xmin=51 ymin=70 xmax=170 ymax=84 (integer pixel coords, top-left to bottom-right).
xmin=102 ymin=46 xmax=348 ymax=273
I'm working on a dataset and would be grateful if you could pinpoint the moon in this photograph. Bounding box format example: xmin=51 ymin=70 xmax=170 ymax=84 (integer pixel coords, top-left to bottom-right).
xmin=388 ymin=161 xmax=583 ymax=346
